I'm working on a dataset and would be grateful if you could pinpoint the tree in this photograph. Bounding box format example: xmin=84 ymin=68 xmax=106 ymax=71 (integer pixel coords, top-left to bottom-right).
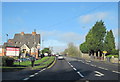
xmin=80 ymin=20 xmax=106 ymax=56
xmin=79 ymin=42 xmax=88 ymax=53
xmin=104 ymin=30 xmax=116 ymax=54
xmin=64 ymin=42 xmax=81 ymax=57
xmin=41 ymin=48 xmax=51 ymax=54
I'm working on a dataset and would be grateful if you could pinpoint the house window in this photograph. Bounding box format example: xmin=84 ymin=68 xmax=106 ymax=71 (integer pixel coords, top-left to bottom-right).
xmin=33 ymin=42 xmax=36 ymax=44
xmin=15 ymin=42 xmax=18 ymax=44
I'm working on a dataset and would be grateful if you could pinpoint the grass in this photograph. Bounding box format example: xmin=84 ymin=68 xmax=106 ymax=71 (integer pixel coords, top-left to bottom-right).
xmin=14 ymin=56 xmax=50 ymax=66
xmin=1 ymin=56 xmax=55 ymax=72
xmin=34 ymin=57 xmax=49 ymax=64
xmin=106 ymin=55 xmax=118 ymax=58
xmin=32 ymin=56 xmax=55 ymax=69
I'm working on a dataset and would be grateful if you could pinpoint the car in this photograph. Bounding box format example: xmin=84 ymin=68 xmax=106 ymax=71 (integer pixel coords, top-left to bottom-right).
xmin=58 ymin=55 xmax=64 ymax=60
xmin=56 ymin=55 xmax=59 ymax=57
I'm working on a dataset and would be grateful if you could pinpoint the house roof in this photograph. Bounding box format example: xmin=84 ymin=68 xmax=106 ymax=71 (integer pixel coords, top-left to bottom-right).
xmin=3 ymin=33 xmax=40 ymax=49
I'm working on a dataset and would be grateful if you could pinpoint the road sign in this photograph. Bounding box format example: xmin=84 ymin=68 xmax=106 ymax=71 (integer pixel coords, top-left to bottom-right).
xmin=103 ymin=51 xmax=107 ymax=54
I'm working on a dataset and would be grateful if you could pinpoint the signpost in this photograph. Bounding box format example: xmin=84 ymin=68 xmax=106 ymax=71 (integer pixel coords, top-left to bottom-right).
xmin=103 ymin=51 xmax=107 ymax=61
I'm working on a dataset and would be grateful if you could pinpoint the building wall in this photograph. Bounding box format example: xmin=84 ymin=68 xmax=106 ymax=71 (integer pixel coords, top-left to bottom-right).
xmin=0 ymin=48 xmax=5 ymax=56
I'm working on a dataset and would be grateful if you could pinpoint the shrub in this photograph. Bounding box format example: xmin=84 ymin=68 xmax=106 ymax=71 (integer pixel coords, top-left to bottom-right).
xmin=2 ymin=56 xmax=15 ymax=66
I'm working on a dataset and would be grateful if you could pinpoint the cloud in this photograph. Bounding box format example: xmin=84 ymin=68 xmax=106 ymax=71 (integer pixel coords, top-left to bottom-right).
xmin=43 ymin=39 xmax=67 ymax=53
xmin=58 ymin=32 xmax=85 ymax=43
xmin=79 ymin=12 xmax=108 ymax=24
xmin=37 ymin=30 xmax=86 ymax=52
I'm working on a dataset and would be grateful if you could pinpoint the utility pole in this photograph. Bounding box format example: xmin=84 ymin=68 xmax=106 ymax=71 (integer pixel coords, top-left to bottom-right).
xmin=34 ymin=29 xmax=36 ymax=57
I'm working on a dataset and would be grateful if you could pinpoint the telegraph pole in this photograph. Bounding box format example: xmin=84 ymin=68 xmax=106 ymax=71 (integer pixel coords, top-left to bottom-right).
xmin=34 ymin=29 xmax=36 ymax=57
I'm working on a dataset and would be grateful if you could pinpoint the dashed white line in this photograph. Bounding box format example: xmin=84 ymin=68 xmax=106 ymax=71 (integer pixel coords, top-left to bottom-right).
xmin=77 ymin=71 xmax=84 ymax=78
xmin=71 ymin=65 xmax=73 ymax=68
xmin=86 ymin=63 xmax=89 ymax=65
xmin=73 ymin=68 xmax=77 ymax=71
xmin=98 ymin=67 xmax=106 ymax=70
xmin=29 ymin=75 xmax=35 ymax=77
xmin=34 ymin=73 xmax=38 ymax=75
xmin=104 ymin=68 xmax=108 ymax=70
xmin=112 ymin=71 xmax=120 ymax=74
xmin=23 ymin=78 xmax=29 ymax=80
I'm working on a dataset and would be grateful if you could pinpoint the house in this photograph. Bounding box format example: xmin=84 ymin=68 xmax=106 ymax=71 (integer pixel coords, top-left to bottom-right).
xmin=0 ymin=45 xmax=5 ymax=56
xmin=3 ymin=31 xmax=41 ymax=58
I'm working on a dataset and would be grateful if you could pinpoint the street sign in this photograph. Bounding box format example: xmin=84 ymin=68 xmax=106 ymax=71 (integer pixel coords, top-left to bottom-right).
xmin=103 ymin=51 xmax=107 ymax=54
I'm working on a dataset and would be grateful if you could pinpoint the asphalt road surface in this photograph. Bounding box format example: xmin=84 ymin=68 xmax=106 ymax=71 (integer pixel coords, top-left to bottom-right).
xmin=22 ymin=57 xmax=119 ymax=81
xmin=2 ymin=56 xmax=120 ymax=81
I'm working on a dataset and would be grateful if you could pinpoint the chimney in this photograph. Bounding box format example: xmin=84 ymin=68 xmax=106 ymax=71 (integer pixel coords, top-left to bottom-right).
xmin=32 ymin=32 xmax=36 ymax=35
xmin=21 ymin=32 xmax=24 ymax=35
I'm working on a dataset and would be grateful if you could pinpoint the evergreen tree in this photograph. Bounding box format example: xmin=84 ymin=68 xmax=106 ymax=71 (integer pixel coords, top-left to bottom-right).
xmin=104 ymin=30 xmax=115 ymax=54
xmin=80 ymin=20 xmax=106 ymax=56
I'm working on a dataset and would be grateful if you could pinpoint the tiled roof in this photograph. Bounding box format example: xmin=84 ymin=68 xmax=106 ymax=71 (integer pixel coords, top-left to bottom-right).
xmin=3 ymin=33 xmax=40 ymax=49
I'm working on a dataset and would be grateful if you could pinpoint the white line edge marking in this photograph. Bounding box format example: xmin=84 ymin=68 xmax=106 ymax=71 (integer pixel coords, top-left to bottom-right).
xmin=112 ymin=71 xmax=120 ymax=74
xmin=71 ymin=65 xmax=73 ymax=67
xmin=34 ymin=73 xmax=38 ymax=75
xmin=77 ymin=71 xmax=84 ymax=77
xmin=29 ymin=75 xmax=35 ymax=77
xmin=23 ymin=78 xmax=29 ymax=80
xmin=73 ymin=68 xmax=77 ymax=71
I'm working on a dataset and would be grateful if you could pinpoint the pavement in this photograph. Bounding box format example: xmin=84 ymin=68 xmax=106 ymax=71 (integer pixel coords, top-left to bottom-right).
xmin=2 ymin=56 xmax=120 ymax=81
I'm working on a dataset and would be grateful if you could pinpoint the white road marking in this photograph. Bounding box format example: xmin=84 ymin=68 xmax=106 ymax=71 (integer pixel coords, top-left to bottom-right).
xmin=104 ymin=68 xmax=108 ymax=70
xmin=86 ymin=62 xmax=89 ymax=64
xmin=71 ymin=65 xmax=73 ymax=68
xmin=112 ymin=71 xmax=120 ymax=74
xmin=81 ymin=61 xmax=84 ymax=63
xmin=77 ymin=71 xmax=84 ymax=78
xmin=90 ymin=64 xmax=94 ymax=67
xmin=29 ymin=75 xmax=35 ymax=77
xmin=34 ymin=73 xmax=38 ymax=75
xmin=39 ymin=68 xmax=46 ymax=72
xmin=23 ymin=78 xmax=29 ymax=80
xmin=98 ymin=67 xmax=106 ymax=70
xmin=94 ymin=71 xmax=104 ymax=77
xmin=73 ymin=68 xmax=77 ymax=71
xmin=86 ymin=60 xmax=91 ymax=63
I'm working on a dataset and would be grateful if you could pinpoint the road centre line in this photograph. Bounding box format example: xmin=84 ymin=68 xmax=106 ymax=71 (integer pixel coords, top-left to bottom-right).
xmin=77 ymin=71 xmax=84 ymax=78
xmin=23 ymin=78 xmax=29 ymax=80
xmin=67 ymin=61 xmax=84 ymax=78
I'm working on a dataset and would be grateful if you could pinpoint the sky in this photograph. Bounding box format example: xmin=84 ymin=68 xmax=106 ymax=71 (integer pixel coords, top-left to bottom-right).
xmin=1 ymin=2 xmax=118 ymax=53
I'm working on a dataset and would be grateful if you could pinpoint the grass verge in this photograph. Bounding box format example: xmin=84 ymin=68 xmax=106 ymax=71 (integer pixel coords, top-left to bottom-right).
xmin=32 ymin=56 xmax=55 ymax=70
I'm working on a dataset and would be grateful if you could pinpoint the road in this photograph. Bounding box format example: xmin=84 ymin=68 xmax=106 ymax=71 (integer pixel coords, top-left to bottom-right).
xmin=2 ymin=56 xmax=120 ymax=81
xmin=23 ymin=56 xmax=119 ymax=81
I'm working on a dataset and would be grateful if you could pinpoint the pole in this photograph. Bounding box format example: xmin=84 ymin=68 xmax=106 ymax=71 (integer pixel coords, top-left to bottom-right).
xmin=34 ymin=29 xmax=36 ymax=58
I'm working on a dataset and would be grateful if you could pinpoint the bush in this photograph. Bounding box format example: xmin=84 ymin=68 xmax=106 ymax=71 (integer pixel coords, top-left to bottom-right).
xmin=2 ymin=56 xmax=15 ymax=66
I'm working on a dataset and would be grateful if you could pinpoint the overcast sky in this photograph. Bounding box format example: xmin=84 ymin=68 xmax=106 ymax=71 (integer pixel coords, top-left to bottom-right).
xmin=1 ymin=2 xmax=118 ymax=53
